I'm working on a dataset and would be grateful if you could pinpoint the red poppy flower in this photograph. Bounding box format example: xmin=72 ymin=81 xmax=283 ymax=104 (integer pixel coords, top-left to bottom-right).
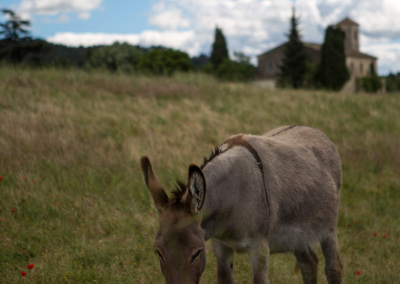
xmin=354 ymin=221 xmax=359 ymax=224
xmin=373 ymin=232 xmax=377 ymax=236
xmin=27 ymin=264 xmax=34 ymax=269
xmin=21 ymin=271 xmax=27 ymax=276
xmin=0 ymin=218 xmax=2 ymax=222
xmin=24 ymin=250 xmax=28 ymax=254
xmin=0 ymin=176 xmax=3 ymax=181
xmin=12 ymin=208 xmax=16 ymax=213
xmin=356 ymin=270 xmax=361 ymax=275
xmin=383 ymin=234 xmax=387 ymax=238
xmin=149 ymin=212 xmax=153 ymax=216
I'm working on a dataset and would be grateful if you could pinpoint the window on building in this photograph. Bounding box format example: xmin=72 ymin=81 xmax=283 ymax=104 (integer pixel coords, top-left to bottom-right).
xmin=360 ymin=63 xmax=363 ymax=75
xmin=268 ymin=62 xmax=274 ymax=74
xmin=354 ymin=30 xmax=357 ymax=41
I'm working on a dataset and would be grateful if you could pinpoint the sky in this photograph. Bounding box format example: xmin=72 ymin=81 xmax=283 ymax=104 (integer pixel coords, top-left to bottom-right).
xmin=1 ymin=0 xmax=400 ymax=75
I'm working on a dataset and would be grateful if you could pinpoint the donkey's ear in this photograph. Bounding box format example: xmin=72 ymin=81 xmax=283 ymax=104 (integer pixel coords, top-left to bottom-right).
xmin=187 ymin=165 xmax=206 ymax=214
xmin=140 ymin=156 xmax=169 ymax=213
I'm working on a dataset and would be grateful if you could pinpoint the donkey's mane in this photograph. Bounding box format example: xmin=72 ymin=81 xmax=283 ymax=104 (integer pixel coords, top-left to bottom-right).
xmin=170 ymin=180 xmax=187 ymax=205
xmin=200 ymin=145 xmax=223 ymax=169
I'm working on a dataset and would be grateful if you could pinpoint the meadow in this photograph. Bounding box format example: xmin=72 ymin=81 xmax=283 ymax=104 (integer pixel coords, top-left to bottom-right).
xmin=0 ymin=66 xmax=399 ymax=283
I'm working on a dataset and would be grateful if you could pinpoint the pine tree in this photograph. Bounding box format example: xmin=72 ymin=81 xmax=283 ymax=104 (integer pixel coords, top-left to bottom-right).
xmin=210 ymin=27 xmax=229 ymax=69
xmin=0 ymin=9 xmax=44 ymax=64
xmin=0 ymin=9 xmax=31 ymax=41
xmin=316 ymin=25 xmax=349 ymax=90
xmin=279 ymin=8 xmax=307 ymax=88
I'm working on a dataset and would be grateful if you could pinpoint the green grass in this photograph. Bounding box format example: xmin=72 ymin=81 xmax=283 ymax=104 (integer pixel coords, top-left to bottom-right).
xmin=0 ymin=66 xmax=399 ymax=283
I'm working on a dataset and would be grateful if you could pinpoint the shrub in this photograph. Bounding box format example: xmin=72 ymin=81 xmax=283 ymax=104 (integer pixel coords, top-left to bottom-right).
xmin=385 ymin=73 xmax=400 ymax=92
xmin=136 ymin=48 xmax=193 ymax=76
xmin=215 ymin=59 xmax=255 ymax=82
xmin=86 ymin=42 xmax=143 ymax=73
xmin=360 ymin=75 xmax=382 ymax=93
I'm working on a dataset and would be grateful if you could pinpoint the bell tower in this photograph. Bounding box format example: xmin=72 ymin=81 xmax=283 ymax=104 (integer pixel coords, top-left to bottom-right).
xmin=336 ymin=17 xmax=359 ymax=51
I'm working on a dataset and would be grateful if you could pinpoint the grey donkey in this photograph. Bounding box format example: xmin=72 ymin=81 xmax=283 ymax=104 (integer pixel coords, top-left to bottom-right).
xmin=140 ymin=125 xmax=342 ymax=284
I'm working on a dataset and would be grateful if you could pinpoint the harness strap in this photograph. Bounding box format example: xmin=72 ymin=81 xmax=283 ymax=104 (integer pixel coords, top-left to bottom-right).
xmin=223 ymin=135 xmax=271 ymax=216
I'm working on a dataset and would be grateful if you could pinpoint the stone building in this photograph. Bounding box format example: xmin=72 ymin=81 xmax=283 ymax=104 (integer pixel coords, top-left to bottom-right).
xmin=256 ymin=17 xmax=377 ymax=92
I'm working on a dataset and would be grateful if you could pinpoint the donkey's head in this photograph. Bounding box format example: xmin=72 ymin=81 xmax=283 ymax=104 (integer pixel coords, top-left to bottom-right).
xmin=140 ymin=156 xmax=207 ymax=284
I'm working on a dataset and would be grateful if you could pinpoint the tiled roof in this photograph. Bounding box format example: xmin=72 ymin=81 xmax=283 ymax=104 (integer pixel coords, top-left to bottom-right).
xmin=257 ymin=41 xmax=377 ymax=61
xmin=258 ymin=42 xmax=321 ymax=58
xmin=337 ymin=17 xmax=359 ymax=27
xmin=304 ymin=42 xmax=322 ymax=51
xmin=345 ymin=49 xmax=377 ymax=59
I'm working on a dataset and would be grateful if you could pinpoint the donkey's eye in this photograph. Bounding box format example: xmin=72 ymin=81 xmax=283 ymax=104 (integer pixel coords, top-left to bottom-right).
xmin=155 ymin=250 xmax=164 ymax=262
xmin=190 ymin=249 xmax=203 ymax=264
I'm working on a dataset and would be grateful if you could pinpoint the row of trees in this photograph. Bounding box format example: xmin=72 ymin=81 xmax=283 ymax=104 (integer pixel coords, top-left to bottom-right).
xmin=86 ymin=43 xmax=193 ymax=75
xmin=0 ymin=9 xmax=255 ymax=81
xmin=279 ymin=9 xmax=349 ymax=91
xmin=385 ymin=72 xmax=400 ymax=92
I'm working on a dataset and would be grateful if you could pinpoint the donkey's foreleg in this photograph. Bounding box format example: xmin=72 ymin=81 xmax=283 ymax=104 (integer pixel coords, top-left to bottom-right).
xmin=294 ymin=248 xmax=319 ymax=284
xmin=212 ymin=240 xmax=234 ymax=284
xmin=321 ymin=233 xmax=342 ymax=284
xmin=249 ymin=239 xmax=270 ymax=284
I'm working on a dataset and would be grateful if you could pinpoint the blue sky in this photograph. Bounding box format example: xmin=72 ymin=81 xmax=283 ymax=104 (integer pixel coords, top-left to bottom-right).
xmin=1 ymin=0 xmax=400 ymax=75
xmin=1 ymin=0 xmax=153 ymax=36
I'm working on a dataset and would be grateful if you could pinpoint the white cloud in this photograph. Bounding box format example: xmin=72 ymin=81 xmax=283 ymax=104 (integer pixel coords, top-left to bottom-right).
xmin=363 ymin=42 xmax=400 ymax=75
xmin=149 ymin=3 xmax=190 ymax=30
xmin=78 ymin=11 xmax=91 ymax=20
xmin=47 ymin=32 xmax=138 ymax=47
xmin=19 ymin=0 xmax=102 ymax=20
xmin=47 ymin=30 xmax=200 ymax=55
xmin=46 ymin=0 xmax=400 ymax=74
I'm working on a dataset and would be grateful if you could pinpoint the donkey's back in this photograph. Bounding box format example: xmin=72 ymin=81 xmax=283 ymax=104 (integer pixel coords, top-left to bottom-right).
xmin=245 ymin=125 xmax=343 ymax=283
xmin=263 ymin=125 xmax=341 ymax=190
xmin=251 ymin=126 xmax=342 ymax=249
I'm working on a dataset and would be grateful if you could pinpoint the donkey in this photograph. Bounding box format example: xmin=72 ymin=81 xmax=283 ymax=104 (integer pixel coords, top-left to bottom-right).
xmin=140 ymin=125 xmax=342 ymax=284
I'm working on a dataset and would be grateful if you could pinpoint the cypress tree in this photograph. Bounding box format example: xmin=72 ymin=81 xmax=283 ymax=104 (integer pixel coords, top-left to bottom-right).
xmin=210 ymin=27 xmax=229 ymax=69
xmin=317 ymin=25 xmax=349 ymax=90
xmin=279 ymin=8 xmax=307 ymax=88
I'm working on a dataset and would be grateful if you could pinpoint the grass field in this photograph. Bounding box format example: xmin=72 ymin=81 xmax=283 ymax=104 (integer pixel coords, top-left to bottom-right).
xmin=0 ymin=66 xmax=399 ymax=283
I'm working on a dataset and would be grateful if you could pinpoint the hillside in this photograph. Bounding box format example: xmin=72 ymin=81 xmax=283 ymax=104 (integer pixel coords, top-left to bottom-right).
xmin=0 ymin=66 xmax=399 ymax=283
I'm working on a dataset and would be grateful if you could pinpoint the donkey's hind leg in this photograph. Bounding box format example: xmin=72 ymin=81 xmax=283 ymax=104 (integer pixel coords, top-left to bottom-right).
xmin=294 ymin=248 xmax=319 ymax=284
xmin=321 ymin=233 xmax=342 ymax=284
xmin=212 ymin=240 xmax=234 ymax=284
xmin=248 ymin=238 xmax=270 ymax=284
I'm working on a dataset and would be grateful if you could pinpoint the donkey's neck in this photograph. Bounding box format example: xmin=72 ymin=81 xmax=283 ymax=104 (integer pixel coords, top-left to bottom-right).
xmin=198 ymin=146 xmax=266 ymax=241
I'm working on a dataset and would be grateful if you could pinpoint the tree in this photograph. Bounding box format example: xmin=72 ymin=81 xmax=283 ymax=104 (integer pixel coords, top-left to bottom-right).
xmin=279 ymin=8 xmax=308 ymax=89
xmin=136 ymin=48 xmax=193 ymax=76
xmin=0 ymin=9 xmax=31 ymax=41
xmin=191 ymin=53 xmax=209 ymax=70
xmin=0 ymin=9 xmax=47 ymax=64
xmin=210 ymin=27 xmax=229 ymax=70
xmin=360 ymin=62 xmax=382 ymax=93
xmin=215 ymin=58 xmax=255 ymax=82
xmin=316 ymin=25 xmax=349 ymax=91
xmin=386 ymin=72 xmax=400 ymax=92
xmin=86 ymin=42 xmax=144 ymax=73
xmin=233 ymin=51 xmax=250 ymax=64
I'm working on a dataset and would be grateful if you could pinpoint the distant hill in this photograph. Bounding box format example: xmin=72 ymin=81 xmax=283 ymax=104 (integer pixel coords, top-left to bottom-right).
xmin=0 ymin=38 xmax=209 ymax=69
